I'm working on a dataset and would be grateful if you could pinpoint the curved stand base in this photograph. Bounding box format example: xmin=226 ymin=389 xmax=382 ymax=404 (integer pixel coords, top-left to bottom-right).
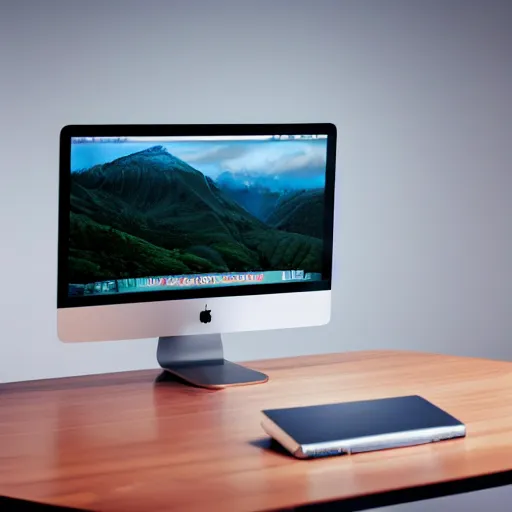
xmin=162 ymin=360 xmax=268 ymax=389
xmin=156 ymin=334 xmax=268 ymax=389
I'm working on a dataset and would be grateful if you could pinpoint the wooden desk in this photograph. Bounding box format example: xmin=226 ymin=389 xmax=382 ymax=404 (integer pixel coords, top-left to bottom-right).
xmin=0 ymin=350 xmax=511 ymax=511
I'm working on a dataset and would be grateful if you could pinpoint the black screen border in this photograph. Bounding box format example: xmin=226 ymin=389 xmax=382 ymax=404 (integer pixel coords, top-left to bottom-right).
xmin=57 ymin=123 xmax=337 ymax=309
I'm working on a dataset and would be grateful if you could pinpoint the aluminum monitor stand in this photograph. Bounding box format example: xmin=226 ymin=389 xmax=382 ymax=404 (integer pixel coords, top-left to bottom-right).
xmin=156 ymin=334 xmax=268 ymax=389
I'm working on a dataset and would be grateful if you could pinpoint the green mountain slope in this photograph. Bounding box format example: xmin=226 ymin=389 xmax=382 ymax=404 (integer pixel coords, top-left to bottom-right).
xmin=267 ymin=189 xmax=325 ymax=239
xmin=69 ymin=213 xmax=229 ymax=283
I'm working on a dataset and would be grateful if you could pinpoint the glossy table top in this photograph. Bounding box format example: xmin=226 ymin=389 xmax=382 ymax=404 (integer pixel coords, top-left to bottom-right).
xmin=1 ymin=350 xmax=511 ymax=511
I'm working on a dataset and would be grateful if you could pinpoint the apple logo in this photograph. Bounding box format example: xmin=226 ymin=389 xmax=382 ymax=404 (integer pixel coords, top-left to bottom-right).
xmin=199 ymin=305 xmax=212 ymax=324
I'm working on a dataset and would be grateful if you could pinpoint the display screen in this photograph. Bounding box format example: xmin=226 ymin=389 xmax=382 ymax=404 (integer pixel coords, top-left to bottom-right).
xmin=67 ymin=133 xmax=329 ymax=298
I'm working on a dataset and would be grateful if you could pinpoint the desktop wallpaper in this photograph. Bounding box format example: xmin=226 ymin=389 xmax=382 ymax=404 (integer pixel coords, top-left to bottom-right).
xmin=68 ymin=136 xmax=328 ymax=295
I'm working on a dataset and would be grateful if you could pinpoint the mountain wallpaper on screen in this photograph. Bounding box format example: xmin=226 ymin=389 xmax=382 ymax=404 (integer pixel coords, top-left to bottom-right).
xmin=69 ymin=145 xmax=326 ymax=284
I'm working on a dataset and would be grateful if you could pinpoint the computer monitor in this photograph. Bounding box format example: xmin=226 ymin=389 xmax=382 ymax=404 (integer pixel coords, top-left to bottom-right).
xmin=57 ymin=123 xmax=336 ymax=388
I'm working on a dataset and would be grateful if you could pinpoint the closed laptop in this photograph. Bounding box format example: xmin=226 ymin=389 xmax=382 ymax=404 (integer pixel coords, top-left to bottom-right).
xmin=261 ymin=395 xmax=466 ymax=459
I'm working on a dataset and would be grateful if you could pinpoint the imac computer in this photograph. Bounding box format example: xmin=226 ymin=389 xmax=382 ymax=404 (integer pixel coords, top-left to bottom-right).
xmin=57 ymin=123 xmax=336 ymax=388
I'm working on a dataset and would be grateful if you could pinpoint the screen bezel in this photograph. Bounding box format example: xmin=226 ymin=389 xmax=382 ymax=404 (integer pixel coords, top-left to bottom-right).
xmin=57 ymin=123 xmax=337 ymax=309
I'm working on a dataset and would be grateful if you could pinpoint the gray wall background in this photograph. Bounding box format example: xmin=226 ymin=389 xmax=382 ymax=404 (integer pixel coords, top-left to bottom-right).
xmin=0 ymin=0 xmax=510 ymax=509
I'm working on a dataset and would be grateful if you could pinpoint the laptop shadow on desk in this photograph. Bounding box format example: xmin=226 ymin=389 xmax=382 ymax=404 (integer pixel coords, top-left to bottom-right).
xmin=250 ymin=437 xmax=294 ymax=458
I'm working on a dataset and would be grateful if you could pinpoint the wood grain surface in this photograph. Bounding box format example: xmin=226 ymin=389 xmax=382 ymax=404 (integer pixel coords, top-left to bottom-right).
xmin=0 ymin=350 xmax=511 ymax=511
